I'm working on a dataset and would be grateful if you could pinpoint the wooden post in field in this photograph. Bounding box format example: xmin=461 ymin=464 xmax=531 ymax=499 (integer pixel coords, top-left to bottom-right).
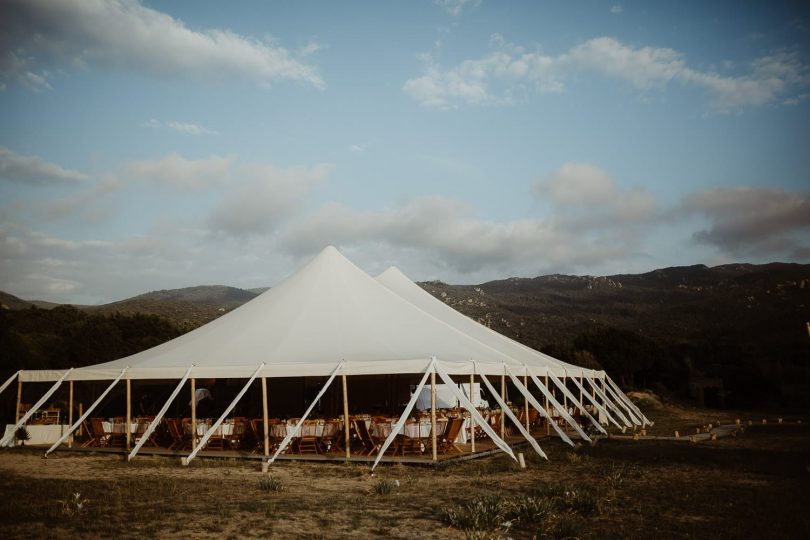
xmin=431 ymin=369 xmax=437 ymax=462
xmin=190 ymin=378 xmax=197 ymax=446
xmin=524 ymin=372 xmax=530 ymax=433
xmin=342 ymin=374 xmax=350 ymax=461
xmin=68 ymin=381 xmax=74 ymax=448
xmin=500 ymin=373 xmax=506 ymax=439
xmin=261 ymin=377 xmax=269 ymax=459
xmin=125 ymin=378 xmax=131 ymax=451
xmin=469 ymin=373 xmax=475 ymax=454
xmin=544 ymin=375 xmax=550 ymax=436
xmin=78 ymin=403 xmax=83 ymax=437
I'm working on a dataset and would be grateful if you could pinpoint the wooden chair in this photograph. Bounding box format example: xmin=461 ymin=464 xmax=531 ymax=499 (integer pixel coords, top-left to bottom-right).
xmin=297 ymin=420 xmax=321 ymax=454
xmin=439 ymin=417 xmax=465 ymax=454
xmin=133 ymin=416 xmax=158 ymax=447
xmin=107 ymin=417 xmax=129 ymax=447
xmin=352 ymin=418 xmax=377 ymax=455
xmin=81 ymin=419 xmax=100 ymax=448
xmin=372 ymin=419 xmax=399 ymax=455
xmin=399 ymin=420 xmax=424 ymax=455
xmin=165 ymin=418 xmax=190 ymax=450
xmin=319 ymin=419 xmax=341 ymax=453
xmin=225 ymin=417 xmax=247 ymax=450
xmin=248 ymin=418 xmax=266 ymax=454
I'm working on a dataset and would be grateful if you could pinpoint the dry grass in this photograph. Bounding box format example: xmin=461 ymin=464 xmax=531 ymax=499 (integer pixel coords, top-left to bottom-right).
xmin=0 ymin=406 xmax=808 ymax=539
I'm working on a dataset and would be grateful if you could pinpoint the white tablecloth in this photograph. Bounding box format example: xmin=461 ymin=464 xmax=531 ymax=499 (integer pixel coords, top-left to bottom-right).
xmin=2 ymin=424 xmax=72 ymax=447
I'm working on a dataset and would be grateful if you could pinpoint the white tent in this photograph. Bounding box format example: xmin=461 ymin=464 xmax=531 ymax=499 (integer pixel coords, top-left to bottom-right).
xmin=2 ymin=246 xmax=649 ymax=460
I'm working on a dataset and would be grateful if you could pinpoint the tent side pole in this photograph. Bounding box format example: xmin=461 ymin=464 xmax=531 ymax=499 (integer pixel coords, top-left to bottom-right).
xmin=14 ymin=380 xmax=22 ymax=446
xmin=524 ymin=371 xmax=529 ymax=433
xmin=190 ymin=378 xmax=197 ymax=446
xmin=500 ymin=373 xmax=505 ymax=439
xmin=469 ymin=372 xmax=475 ymax=454
xmin=544 ymin=375 xmax=550 ymax=436
xmin=68 ymin=381 xmax=73 ymax=448
xmin=431 ymin=369 xmax=437 ymax=462
xmin=262 ymin=377 xmax=269 ymax=459
xmin=125 ymin=378 xmax=131 ymax=451
xmin=342 ymin=374 xmax=350 ymax=461
xmin=15 ymin=380 xmax=22 ymax=422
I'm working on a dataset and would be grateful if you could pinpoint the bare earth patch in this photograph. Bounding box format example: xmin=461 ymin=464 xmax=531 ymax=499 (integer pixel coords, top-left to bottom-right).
xmin=1 ymin=407 xmax=808 ymax=539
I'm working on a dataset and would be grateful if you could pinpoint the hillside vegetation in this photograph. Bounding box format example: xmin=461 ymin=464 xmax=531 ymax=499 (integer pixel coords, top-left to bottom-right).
xmin=1 ymin=262 xmax=808 ymax=408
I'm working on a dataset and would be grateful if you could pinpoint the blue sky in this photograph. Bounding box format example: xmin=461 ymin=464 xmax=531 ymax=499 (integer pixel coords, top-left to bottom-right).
xmin=1 ymin=0 xmax=808 ymax=304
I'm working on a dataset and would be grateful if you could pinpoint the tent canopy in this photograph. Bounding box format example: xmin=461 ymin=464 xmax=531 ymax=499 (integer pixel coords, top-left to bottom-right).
xmin=20 ymin=246 xmax=594 ymax=382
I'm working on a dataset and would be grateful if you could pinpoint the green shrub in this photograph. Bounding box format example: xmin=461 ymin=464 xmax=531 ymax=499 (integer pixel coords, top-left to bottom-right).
xmin=259 ymin=477 xmax=284 ymax=492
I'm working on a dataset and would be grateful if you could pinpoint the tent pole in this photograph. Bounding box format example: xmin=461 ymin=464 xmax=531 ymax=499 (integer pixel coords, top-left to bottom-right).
xmin=125 ymin=378 xmax=131 ymax=451
xmin=190 ymin=378 xmax=197 ymax=446
xmin=469 ymin=372 xmax=475 ymax=454
xmin=431 ymin=368 xmax=437 ymax=462
xmin=478 ymin=367 xmax=548 ymax=459
xmin=14 ymin=380 xmax=22 ymax=446
xmin=262 ymin=377 xmax=269 ymax=459
xmin=68 ymin=381 xmax=74 ymax=448
xmin=78 ymin=403 xmax=83 ymax=437
xmin=45 ymin=368 xmax=129 ymax=456
xmin=563 ymin=373 xmax=568 ymax=410
xmin=544 ymin=375 xmax=550 ymax=436
xmin=524 ymin=370 xmax=530 ymax=433
xmin=15 ymin=379 xmax=22 ymax=422
xmin=500 ymin=373 xmax=505 ymax=440
xmin=342 ymin=374 xmax=350 ymax=461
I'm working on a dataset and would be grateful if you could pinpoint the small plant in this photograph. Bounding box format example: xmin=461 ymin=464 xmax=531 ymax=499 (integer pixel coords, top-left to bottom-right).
xmin=509 ymin=495 xmax=556 ymax=525
xmin=259 ymin=476 xmax=284 ymax=492
xmin=603 ymin=462 xmax=626 ymax=490
xmin=442 ymin=495 xmax=511 ymax=533
xmin=371 ymin=478 xmax=398 ymax=495
xmin=61 ymin=492 xmax=89 ymax=519
xmin=15 ymin=426 xmax=30 ymax=446
xmin=565 ymin=451 xmax=584 ymax=465
xmin=552 ymin=515 xmax=582 ymax=539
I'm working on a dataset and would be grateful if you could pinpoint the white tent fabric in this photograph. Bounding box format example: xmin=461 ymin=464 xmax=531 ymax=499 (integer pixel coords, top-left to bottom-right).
xmin=375 ymin=267 xmax=600 ymax=379
xmin=20 ymin=246 xmax=541 ymax=382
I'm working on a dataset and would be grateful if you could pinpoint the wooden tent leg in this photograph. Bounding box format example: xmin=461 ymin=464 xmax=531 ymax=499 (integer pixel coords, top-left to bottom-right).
xmin=342 ymin=374 xmax=350 ymax=461
xmin=469 ymin=373 xmax=475 ymax=453
xmin=431 ymin=370 xmax=437 ymax=462
xmin=68 ymin=381 xmax=74 ymax=448
xmin=524 ymin=373 xmax=529 ymax=432
xmin=500 ymin=374 xmax=505 ymax=439
xmin=191 ymin=378 xmax=197 ymax=446
xmin=262 ymin=377 xmax=270 ymax=459
xmin=14 ymin=380 xmax=22 ymax=445
xmin=126 ymin=378 xmax=131 ymax=451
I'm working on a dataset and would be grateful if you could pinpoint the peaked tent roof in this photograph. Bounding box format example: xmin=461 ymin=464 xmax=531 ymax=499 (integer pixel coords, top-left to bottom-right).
xmin=21 ymin=246 xmax=572 ymax=382
xmin=376 ymin=266 xmax=599 ymax=379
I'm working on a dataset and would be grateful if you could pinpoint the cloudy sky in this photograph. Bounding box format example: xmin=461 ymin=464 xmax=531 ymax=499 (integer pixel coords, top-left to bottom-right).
xmin=1 ymin=0 xmax=808 ymax=304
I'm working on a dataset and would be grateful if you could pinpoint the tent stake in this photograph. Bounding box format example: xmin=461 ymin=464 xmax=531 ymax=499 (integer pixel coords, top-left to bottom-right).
xmin=431 ymin=369 xmax=437 ymax=462
xmin=342 ymin=374 xmax=350 ymax=461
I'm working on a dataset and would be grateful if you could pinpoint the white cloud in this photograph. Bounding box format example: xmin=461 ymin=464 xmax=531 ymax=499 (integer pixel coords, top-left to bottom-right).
xmin=683 ymin=187 xmax=810 ymax=257
xmin=405 ymin=35 xmax=810 ymax=110
xmin=143 ymin=119 xmax=218 ymax=135
xmin=206 ymin=163 xmax=332 ymax=238
xmin=0 ymin=147 xmax=89 ymax=184
xmin=0 ymin=0 xmax=324 ymax=90
xmin=434 ymin=0 xmax=481 ymax=17
xmin=119 ymin=153 xmax=233 ymax=190
xmin=610 ymin=5 xmax=623 ymax=15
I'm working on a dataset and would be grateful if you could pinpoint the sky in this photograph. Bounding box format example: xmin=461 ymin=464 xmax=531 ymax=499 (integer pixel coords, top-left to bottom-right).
xmin=1 ymin=0 xmax=809 ymax=305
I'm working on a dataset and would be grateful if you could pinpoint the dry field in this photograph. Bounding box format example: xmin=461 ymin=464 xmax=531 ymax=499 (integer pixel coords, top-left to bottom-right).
xmin=1 ymin=406 xmax=808 ymax=539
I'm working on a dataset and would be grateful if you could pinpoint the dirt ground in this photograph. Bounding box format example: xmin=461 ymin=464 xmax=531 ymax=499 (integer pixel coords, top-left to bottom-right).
xmin=1 ymin=405 xmax=808 ymax=539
